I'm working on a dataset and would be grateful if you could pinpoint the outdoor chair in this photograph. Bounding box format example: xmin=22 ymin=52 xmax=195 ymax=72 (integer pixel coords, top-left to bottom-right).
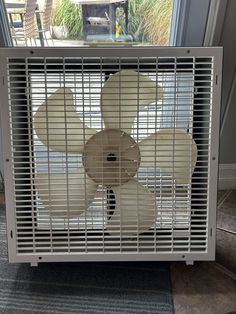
xmin=39 ymin=0 xmax=54 ymax=46
xmin=8 ymin=0 xmax=38 ymax=46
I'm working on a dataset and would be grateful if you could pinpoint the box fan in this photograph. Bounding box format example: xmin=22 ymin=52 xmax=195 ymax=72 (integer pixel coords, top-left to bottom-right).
xmin=0 ymin=47 xmax=222 ymax=266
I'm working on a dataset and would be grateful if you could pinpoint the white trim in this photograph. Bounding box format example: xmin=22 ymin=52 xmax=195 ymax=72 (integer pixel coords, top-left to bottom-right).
xmin=204 ymin=0 xmax=221 ymax=45
xmin=218 ymin=163 xmax=236 ymax=190
xmin=0 ymin=2 xmax=13 ymax=46
xmin=220 ymin=70 xmax=236 ymax=136
xmin=169 ymin=0 xmax=188 ymax=46
xmin=170 ymin=0 xmax=211 ymax=46
xmin=204 ymin=0 xmax=228 ymax=46
xmin=11 ymin=252 xmax=215 ymax=265
xmin=0 ymin=46 xmax=223 ymax=58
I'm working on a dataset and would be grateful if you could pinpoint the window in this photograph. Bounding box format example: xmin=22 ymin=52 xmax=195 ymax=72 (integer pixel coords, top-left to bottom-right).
xmin=3 ymin=0 xmax=174 ymax=47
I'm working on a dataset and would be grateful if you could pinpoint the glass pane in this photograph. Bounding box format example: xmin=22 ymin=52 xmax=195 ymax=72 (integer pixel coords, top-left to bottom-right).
xmin=4 ymin=0 xmax=173 ymax=47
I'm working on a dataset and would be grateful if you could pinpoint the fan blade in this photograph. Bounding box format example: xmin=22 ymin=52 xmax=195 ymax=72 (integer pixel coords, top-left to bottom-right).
xmin=139 ymin=129 xmax=197 ymax=184
xmin=106 ymin=179 xmax=156 ymax=236
xmin=34 ymin=88 xmax=96 ymax=154
xmin=35 ymin=168 xmax=98 ymax=218
xmin=101 ymin=70 xmax=163 ymax=134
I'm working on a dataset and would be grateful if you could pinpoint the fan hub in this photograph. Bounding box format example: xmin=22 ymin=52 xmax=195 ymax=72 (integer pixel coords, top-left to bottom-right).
xmin=107 ymin=153 xmax=117 ymax=162
xmin=83 ymin=129 xmax=141 ymax=186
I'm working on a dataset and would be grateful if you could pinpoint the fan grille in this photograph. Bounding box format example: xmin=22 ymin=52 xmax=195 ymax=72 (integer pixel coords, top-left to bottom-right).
xmin=0 ymin=47 xmax=222 ymax=263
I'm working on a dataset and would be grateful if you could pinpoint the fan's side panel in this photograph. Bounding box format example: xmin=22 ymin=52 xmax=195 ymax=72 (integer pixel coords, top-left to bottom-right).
xmin=0 ymin=48 xmax=222 ymax=264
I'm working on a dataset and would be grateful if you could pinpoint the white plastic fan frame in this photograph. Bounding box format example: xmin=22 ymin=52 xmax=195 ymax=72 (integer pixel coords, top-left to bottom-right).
xmin=0 ymin=47 xmax=222 ymax=266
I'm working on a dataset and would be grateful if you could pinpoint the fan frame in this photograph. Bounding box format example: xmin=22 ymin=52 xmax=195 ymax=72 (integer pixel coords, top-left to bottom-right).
xmin=0 ymin=47 xmax=222 ymax=266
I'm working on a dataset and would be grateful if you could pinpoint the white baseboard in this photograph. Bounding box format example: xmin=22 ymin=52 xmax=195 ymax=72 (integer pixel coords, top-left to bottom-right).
xmin=218 ymin=163 xmax=236 ymax=190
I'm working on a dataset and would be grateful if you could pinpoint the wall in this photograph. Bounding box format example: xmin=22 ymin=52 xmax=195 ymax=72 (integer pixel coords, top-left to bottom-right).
xmin=218 ymin=0 xmax=236 ymax=163
xmin=175 ymin=0 xmax=236 ymax=188
xmin=207 ymin=0 xmax=236 ymax=189
xmin=204 ymin=0 xmax=236 ymax=273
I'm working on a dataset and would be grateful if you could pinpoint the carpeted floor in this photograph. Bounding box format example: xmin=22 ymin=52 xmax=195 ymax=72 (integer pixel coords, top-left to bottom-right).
xmin=0 ymin=205 xmax=173 ymax=314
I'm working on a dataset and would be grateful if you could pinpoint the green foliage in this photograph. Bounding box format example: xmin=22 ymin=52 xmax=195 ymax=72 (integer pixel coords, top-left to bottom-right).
xmin=53 ymin=0 xmax=173 ymax=44
xmin=126 ymin=0 xmax=147 ymax=42
xmin=52 ymin=0 xmax=83 ymax=39
xmin=121 ymin=0 xmax=173 ymax=45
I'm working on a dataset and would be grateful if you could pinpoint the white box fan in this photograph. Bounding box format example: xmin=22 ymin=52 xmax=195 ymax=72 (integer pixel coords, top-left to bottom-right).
xmin=0 ymin=47 xmax=222 ymax=266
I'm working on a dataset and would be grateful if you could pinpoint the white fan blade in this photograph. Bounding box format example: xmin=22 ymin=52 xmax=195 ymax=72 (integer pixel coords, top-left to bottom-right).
xmin=101 ymin=70 xmax=163 ymax=134
xmin=139 ymin=129 xmax=197 ymax=184
xmin=34 ymin=88 xmax=96 ymax=154
xmin=35 ymin=168 xmax=98 ymax=218
xmin=106 ymin=179 xmax=156 ymax=236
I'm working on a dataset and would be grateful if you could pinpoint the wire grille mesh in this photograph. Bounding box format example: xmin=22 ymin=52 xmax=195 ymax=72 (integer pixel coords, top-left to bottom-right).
xmin=5 ymin=52 xmax=215 ymax=257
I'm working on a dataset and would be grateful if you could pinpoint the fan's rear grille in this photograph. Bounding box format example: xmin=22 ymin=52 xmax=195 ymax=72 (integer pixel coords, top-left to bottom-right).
xmin=6 ymin=54 xmax=214 ymax=256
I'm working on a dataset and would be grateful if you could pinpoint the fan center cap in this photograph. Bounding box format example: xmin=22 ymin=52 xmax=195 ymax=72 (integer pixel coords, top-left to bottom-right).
xmin=107 ymin=153 xmax=117 ymax=162
xmin=83 ymin=129 xmax=140 ymax=186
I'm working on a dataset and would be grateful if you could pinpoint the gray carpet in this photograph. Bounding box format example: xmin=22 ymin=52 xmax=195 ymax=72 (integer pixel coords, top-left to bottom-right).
xmin=0 ymin=205 xmax=173 ymax=314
